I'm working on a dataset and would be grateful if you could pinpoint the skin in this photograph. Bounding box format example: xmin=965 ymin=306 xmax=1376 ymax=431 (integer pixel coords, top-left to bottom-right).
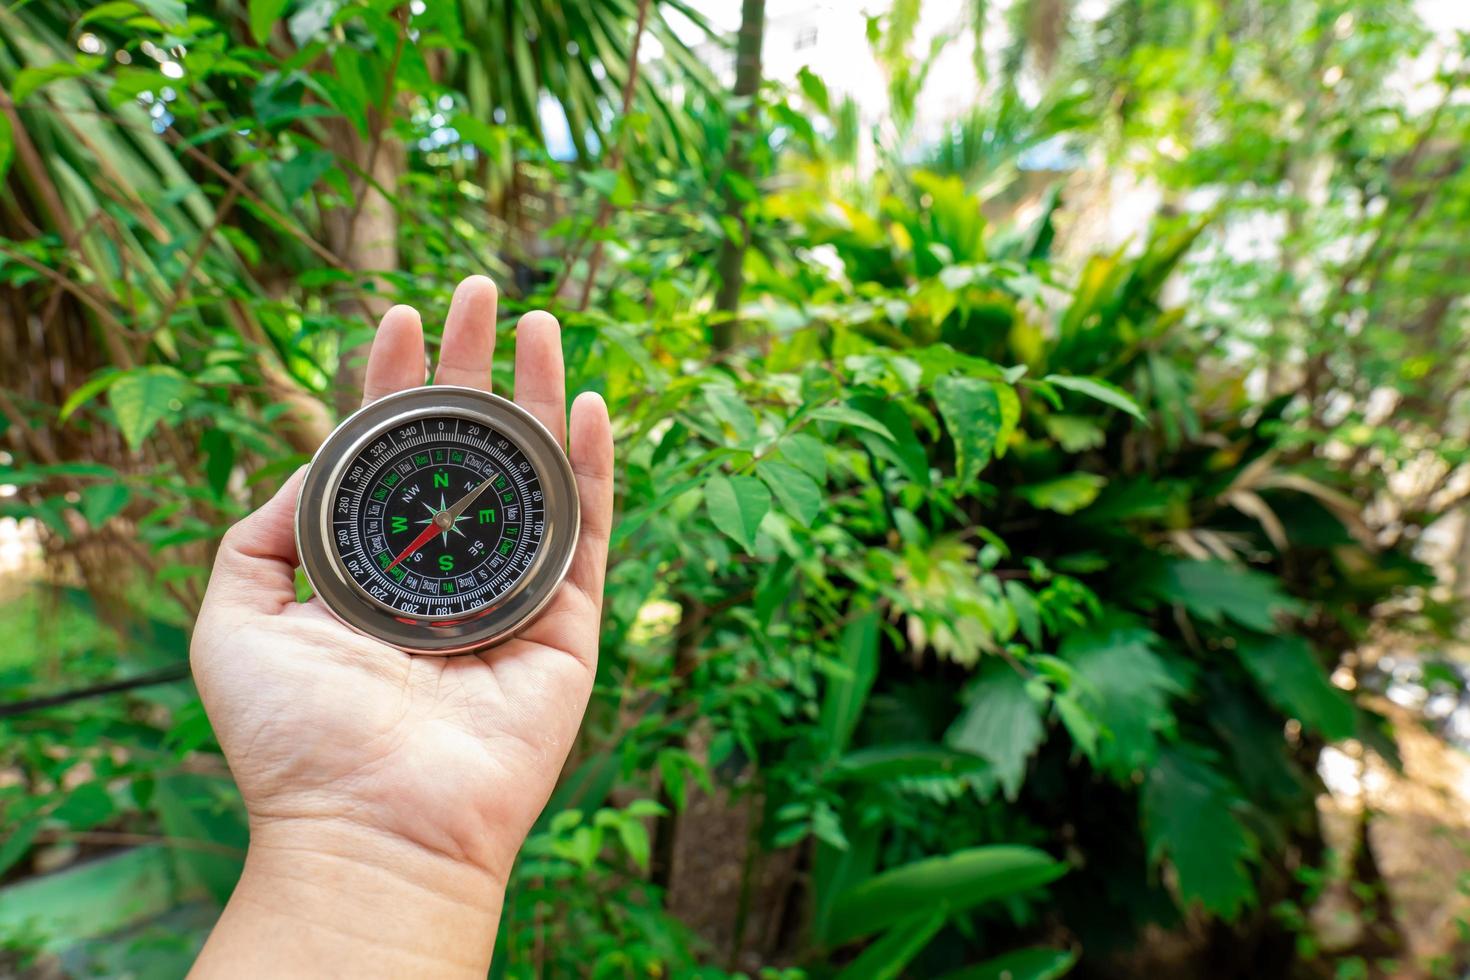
xmin=188 ymin=276 xmax=613 ymax=978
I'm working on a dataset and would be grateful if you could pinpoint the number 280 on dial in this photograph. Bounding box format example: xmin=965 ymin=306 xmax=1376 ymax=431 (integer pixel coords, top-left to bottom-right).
xmin=295 ymin=386 xmax=579 ymax=655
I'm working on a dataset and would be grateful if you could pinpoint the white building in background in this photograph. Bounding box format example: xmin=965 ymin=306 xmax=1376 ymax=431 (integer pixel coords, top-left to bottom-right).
xmin=674 ymin=0 xmax=982 ymax=154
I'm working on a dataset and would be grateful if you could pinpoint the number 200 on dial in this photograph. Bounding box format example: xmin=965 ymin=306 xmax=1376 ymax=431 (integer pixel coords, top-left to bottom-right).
xmin=295 ymin=386 xmax=580 ymax=655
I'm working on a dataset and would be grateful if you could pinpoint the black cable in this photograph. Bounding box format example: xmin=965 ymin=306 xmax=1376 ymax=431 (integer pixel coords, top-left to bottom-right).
xmin=0 ymin=663 xmax=191 ymax=719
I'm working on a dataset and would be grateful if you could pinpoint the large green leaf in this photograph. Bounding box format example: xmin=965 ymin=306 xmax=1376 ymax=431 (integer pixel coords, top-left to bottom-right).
xmin=938 ymin=946 xmax=1078 ymax=980
xmin=1234 ymin=635 xmax=1354 ymax=740
xmin=1142 ymin=748 xmax=1258 ymax=918
xmin=946 ymin=660 xmax=1045 ymax=799
xmin=0 ymin=845 xmax=193 ymax=947
xmin=934 ymin=375 xmax=1003 ymax=484
xmin=704 ymin=473 xmax=770 ymax=554
xmin=827 ymin=845 xmax=1068 ymax=944
xmin=1063 ymin=623 xmax=1182 ymax=777
xmin=835 ymin=912 xmax=946 ymax=979
xmin=108 ymin=367 xmax=194 ymax=451
xmin=1139 ymin=559 xmax=1305 ymax=632
xmin=819 ymin=611 xmax=881 ymax=759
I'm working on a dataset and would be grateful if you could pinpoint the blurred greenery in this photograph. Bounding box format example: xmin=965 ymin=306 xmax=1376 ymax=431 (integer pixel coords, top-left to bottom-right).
xmin=3 ymin=0 xmax=1470 ymax=977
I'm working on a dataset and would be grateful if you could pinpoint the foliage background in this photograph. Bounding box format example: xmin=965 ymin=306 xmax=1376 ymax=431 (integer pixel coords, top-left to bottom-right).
xmin=2 ymin=0 xmax=1470 ymax=977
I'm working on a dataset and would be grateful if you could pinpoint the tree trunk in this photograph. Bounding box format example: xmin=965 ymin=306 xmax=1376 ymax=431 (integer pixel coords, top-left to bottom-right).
xmin=322 ymin=116 xmax=405 ymax=416
xmin=711 ymin=0 xmax=766 ymax=352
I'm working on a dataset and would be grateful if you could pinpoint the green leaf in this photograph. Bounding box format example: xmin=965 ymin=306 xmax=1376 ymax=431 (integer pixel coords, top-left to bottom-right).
xmin=705 ymin=473 xmax=770 ymax=554
xmin=938 ymin=947 xmax=1077 ymax=980
xmin=1017 ymin=473 xmax=1106 ymax=514
xmin=1063 ymin=623 xmax=1182 ymax=776
xmin=1043 ymin=414 xmax=1106 ymax=452
xmin=202 ymin=429 xmax=235 ymax=499
xmin=249 ymin=0 xmax=290 ymax=44
xmin=758 ymin=460 xmax=823 ymax=527
xmin=809 ymin=404 xmax=898 ymax=439
xmin=13 ymin=56 xmax=106 ymax=104
xmin=271 ymin=148 xmax=334 ymax=201
xmin=1143 ymin=748 xmax=1258 ymax=918
xmin=813 ymin=825 xmax=881 ymax=943
xmin=797 ymin=65 xmax=831 ymax=113
xmin=133 ymin=0 xmax=187 ymax=26
xmin=993 ymin=381 xmax=1022 ymax=458
xmin=109 ymin=367 xmax=193 ymax=451
xmin=703 ymin=386 xmax=758 ymax=446
xmin=1234 ymin=635 xmax=1354 ymax=740
xmin=0 ymin=817 xmax=40 ymax=876
xmin=835 ymin=912 xmax=946 ymax=980
xmin=0 ymin=111 xmax=12 ymax=186
xmin=78 ymin=1 xmax=148 ymax=26
xmin=1004 ymin=580 xmax=1042 ymax=647
xmin=1043 ymin=374 xmax=1147 ymax=423
xmin=613 ymin=816 xmax=651 ymax=873
xmin=780 ymin=431 xmax=828 ymax=483
xmin=1139 ymin=559 xmax=1305 ymax=632
xmin=79 ymin=483 xmax=130 ymax=527
xmin=51 ymin=783 xmax=115 ymax=831
xmin=849 ymin=395 xmax=930 ymax=485
xmin=946 ymin=660 xmax=1046 ymax=799
xmin=934 ymin=375 xmax=1002 ymax=483
xmin=819 ymin=611 xmax=880 ymax=759
xmin=828 ymin=845 xmax=1067 ymax=944
xmin=453 ymin=113 xmax=504 ymax=155
xmin=1052 ymin=692 xmax=1099 ymax=758
xmin=830 ymin=744 xmax=990 ymax=784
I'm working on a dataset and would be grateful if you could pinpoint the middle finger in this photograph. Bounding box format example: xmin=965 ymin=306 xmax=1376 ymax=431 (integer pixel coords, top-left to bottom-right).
xmin=433 ymin=275 xmax=498 ymax=390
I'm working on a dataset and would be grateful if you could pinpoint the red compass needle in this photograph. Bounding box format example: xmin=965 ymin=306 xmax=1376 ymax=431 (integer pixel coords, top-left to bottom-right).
xmin=384 ymin=521 xmax=441 ymax=574
xmin=383 ymin=474 xmax=497 ymax=574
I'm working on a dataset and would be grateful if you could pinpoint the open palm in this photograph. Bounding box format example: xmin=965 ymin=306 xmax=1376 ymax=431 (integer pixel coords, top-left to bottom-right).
xmin=190 ymin=276 xmax=613 ymax=886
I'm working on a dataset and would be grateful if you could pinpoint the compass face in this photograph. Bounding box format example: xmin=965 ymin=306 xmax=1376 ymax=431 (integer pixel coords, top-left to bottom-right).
xmin=331 ymin=418 xmax=546 ymax=619
xmin=295 ymin=386 xmax=579 ymax=655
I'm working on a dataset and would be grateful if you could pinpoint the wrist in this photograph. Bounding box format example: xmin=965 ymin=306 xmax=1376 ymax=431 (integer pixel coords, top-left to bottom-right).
xmin=194 ymin=816 xmax=506 ymax=978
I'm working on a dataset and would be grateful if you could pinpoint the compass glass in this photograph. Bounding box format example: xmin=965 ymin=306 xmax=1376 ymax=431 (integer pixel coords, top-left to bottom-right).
xmin=329 ymin=414 xmax=546 ymax=618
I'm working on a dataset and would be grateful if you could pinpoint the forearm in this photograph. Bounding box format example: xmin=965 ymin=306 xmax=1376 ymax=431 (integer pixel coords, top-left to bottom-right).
xmin=191 ymin=818 xmax=505 ymax=979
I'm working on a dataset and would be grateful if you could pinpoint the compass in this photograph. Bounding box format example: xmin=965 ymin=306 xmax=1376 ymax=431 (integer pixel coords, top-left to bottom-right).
xmin=294 ymin=385 xmax=579 ymax=655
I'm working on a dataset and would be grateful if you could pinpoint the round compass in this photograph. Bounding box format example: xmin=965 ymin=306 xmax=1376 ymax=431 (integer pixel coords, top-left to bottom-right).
xmin=294 ymin=385 xmax=579 ymax=655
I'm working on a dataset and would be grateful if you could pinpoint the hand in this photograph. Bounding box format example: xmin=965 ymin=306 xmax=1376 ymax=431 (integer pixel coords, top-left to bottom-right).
xmin=189 ymin=276 xmax=613 ymax=978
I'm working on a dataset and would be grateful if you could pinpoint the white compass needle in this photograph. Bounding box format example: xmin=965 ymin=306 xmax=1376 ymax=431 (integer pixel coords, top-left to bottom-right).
xmin=437 ymin=476 xmax=496 ymax=546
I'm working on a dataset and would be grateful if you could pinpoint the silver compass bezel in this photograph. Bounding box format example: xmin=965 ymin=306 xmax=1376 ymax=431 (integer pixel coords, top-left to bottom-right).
xmin=294 ymin=385 xmax=580 ymax=655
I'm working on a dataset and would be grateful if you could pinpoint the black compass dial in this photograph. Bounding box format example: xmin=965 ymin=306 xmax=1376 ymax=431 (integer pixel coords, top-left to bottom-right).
xmin=329 ymin=415 xmax=546 ymax=618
